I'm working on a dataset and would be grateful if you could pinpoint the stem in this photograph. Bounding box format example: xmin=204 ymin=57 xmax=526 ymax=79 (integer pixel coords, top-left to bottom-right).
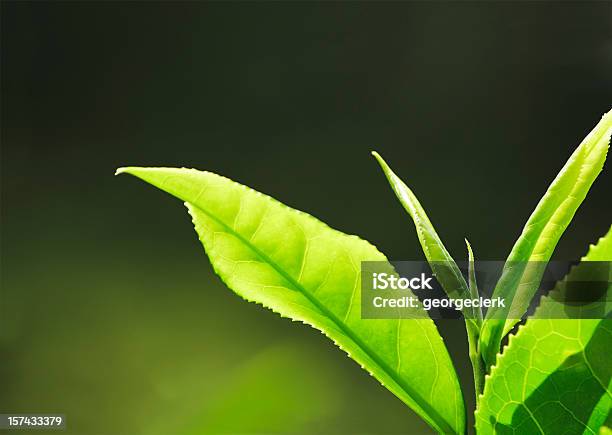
xmin=466 ymin=321 xmax=485 ymax=405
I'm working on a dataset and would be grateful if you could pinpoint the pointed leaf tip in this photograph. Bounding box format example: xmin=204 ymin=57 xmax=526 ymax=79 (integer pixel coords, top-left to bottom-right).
xmin=114 ymin=166 xmax=173 ymax=183
xmin=465 ymin=239 xmax=475 ymax=261
xmin=116 ymin=166 xmax=147 ymax=177
xmin=371 ymin=150 xmax=387 ymax=169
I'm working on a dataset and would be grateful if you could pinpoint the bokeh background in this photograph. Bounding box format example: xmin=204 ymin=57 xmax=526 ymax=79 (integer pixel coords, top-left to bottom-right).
xmin=2 ymin=2 xmax=611 ymax=434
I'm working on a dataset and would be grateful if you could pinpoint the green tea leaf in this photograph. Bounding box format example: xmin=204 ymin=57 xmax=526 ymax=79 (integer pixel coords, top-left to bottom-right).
xmin=480 ymin=110 xmax=612 ymax=368
xmin=117 ymin=167 xmax=465 ymax=434
xmin=476 ymin=228 xmax=612 ymax=435
xmin=372 ymin=152 xmax=470 ymax=307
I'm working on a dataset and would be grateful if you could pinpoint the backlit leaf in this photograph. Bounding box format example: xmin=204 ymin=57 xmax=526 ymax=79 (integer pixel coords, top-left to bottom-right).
xmin=372 ymin=152 xmax=472 ymax=313
xmin=480 ymin=110 xmax=612 ymax=368
xmin=117 ymin=167 xmax=465 ymax=434
xmin=476 ymin=228 xmax=612 ymax=434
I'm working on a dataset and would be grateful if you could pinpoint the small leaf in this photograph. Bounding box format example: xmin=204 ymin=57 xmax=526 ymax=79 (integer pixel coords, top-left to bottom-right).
xmin=476 ymin=228 xmax=612 ymax=435
xmin=480 ymin=110 xmax=612 ymax=368
xmin=372 ymin=152 xmax=470 ymax=305
xmin=372 ymin=152 xmax=485 ymax=407
xmin=117 ymin=167 xmax=465 ymax=434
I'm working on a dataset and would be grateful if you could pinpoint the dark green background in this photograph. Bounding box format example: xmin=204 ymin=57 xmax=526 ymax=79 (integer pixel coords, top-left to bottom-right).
xmin=2 ymin=2 xmax=611 ymax=434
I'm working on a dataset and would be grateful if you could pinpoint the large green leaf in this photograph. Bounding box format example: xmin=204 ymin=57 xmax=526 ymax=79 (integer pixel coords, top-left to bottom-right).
xmin=117 ymin=167 xmax=465 ymax=434
xmin=480 ymin=110 xmax=612 ymax=368
xmin=476 ymin=228 xmax=612 ymax=434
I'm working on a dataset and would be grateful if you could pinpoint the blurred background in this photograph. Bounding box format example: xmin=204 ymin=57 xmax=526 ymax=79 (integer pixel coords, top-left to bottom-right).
xmin=1 ymin=2 xmax=611 ymax=434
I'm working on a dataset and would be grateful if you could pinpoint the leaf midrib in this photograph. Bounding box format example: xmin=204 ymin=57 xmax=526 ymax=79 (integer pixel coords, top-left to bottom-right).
xmin=187 ymin=198 xmax=457 ymax=435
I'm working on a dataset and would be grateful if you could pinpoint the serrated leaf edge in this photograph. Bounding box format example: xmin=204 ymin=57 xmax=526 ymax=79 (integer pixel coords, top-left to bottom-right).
xmin=170 ymin=171 xmax=464 ymax=434
xmin=476 ymin=228 xmax=612 ymax=429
